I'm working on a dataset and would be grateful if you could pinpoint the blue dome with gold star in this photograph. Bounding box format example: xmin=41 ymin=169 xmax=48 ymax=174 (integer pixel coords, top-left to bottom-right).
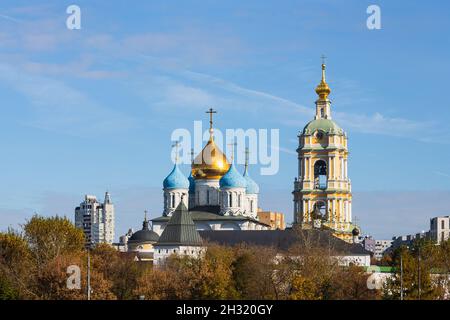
xmin=163 ymin=164 xmax=189 ymax=190
xmin=219 ymin=164 xmax=247 ymax=189
xmin=243 ymin=167 xmax=259 ymax=194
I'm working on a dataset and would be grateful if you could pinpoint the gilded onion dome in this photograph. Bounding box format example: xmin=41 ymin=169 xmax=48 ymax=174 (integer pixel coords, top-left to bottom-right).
xmin=191 ymin=108 xmax=230 ymax=180
xmin=192 ymin=137 xmax=230 ymax=180
xmin=315 ymin=63 xmax=331 ymax=100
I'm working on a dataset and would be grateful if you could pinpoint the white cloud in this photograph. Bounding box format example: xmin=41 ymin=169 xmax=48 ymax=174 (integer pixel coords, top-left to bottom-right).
xmin=0 ymin=63 xmax=136 ymax=136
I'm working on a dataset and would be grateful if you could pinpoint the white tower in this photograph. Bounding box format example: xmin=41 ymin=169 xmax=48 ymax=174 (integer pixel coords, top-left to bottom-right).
xmin=74 ymin=192 xmax=115 ymax=246
xmin=163 ymin=144 xmax=189 ymax=216
xmin=219 ymin=144 xmax=247 ymax=216
xmin=103 ymin=192 xmax=115 ymax=244
xmin=242 ymin=149 xmax=259 ymax=219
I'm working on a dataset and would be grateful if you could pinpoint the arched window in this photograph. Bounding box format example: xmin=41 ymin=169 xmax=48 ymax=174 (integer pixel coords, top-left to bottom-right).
xmin=229 ymin=193 xmax=233 ymax=207
xmin=314 ymin=160 xmax=327 ymax=190
xmin=238 ymin=194 xmax=241 ymax=207
xmin=171 ymin=194 xmax=175 ymax=207
xmin=312 ymin=201 xmax=326 ymax=220
xmin=206 ymin=190 xmax=210 ymax=204
xmin=250 ymin=200 xmax=254 ymax=213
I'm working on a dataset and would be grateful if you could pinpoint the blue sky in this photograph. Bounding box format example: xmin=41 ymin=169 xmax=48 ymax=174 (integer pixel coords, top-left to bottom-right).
xmin=0 ymin=0 xmax=449 ymax=239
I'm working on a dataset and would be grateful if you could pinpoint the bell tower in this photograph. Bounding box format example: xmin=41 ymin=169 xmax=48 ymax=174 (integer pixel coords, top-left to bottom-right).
xmin=293 ymin=61 xmax=357 ymax=242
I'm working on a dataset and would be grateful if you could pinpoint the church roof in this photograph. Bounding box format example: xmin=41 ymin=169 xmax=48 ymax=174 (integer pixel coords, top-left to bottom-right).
xmin=192 ymin=137 xmax=230 ymax=180
xmin=128 ymin=216 xmax=159 ymax=243
xmin=219 ymin=164 xmax=247 ymax=189
xmin=303 ymin=118 xmax=344 ymax=136
xmin=163 ymin=164 xmax=189 ymax=190
xmin=152 ymin=206 xmax=268 ymax=226
xmin=199 ymin=228 xmax=371 ymax=256
xmin=156 ymin=202 xmax=203 ymax=246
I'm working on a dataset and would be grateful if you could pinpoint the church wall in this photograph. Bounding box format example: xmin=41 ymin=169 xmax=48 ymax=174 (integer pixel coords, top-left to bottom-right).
xmin=220 ymin=187 xmax=247 ymax=215
xmin=195 ymin=179 xmax=220 ymax=206
xmin=153 ymin=245 xmax=204 ymax=266
xmin=163 ymin=188 xmax=188 ymax=216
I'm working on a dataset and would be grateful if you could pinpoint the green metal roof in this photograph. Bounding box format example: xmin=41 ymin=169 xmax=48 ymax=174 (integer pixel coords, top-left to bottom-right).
xmin=156 ymin=202 xmax=203 ymax=246
xmin=152 ymin=206 xmax=269 ymax=226
xmin=303 ymin=118 xmax=344 ymax=135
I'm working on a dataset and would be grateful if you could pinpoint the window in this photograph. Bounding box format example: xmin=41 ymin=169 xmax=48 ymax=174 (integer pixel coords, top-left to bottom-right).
xmin=442 ymin=220 xmax=445 ymax=230
xmin=229 ymin=193 xmax=233 ymax=207
xmin=314 ymin=160 xmax=327 ymax=190
xmin=320 ymin=108 xmax=324 ymax=118
xmin=312 ymin=201 xmax=326 ymax=220
xmin=207 ymin=190 xmax=210 ymax=204
xmin=171 ymin=194 xmax=175 ymax=207
xmin=238 ymin=194 xmax=241 ymax=207
xmin=250 ymin=200 xmax=254 ymax=213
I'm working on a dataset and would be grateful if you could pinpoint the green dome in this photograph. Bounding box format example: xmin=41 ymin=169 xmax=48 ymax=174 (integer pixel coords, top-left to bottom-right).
xmin=303 ymin=118 xmax=344 ymax=135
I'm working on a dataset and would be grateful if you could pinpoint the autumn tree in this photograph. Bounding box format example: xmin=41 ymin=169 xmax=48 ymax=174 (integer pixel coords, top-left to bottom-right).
xmin=231 ymin=245 xmax=278 ymax=299
xmin=383 ymin=241 xmax=439 ymax=300
xmin=0 ymin=230 xmax=34 ymax=299
xmin=23 ymin=215 xmax=85 ymax=269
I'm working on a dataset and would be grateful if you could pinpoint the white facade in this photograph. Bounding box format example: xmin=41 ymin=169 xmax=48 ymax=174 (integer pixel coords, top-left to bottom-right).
xmin=220 ymin=186 xmax=247 ymax=216
xmin=74 ymin=192 xmax=115 ymax=245
xmin=245 ymin=193 xmax=258 ymax=219
xmin=194 ymin=179 xmax=220 ymax=207
xmin=153 ymin=245 xmax=204 ymax=266
xmin=430 ymin=216 xmax=450 ymax=244
xmin=335 ymin=254 xmax=371 ymax=267
xmin=163 ymin=188 xmax=189 ymax=216
xmin=374 ymin=240 xmax=393 ymax=260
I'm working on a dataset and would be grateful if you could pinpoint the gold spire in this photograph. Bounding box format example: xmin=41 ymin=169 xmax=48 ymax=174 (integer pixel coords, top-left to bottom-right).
xmin=191 ymin=109 xmax=230 ymax=180
xmin=315 ymin=56 xmax=331 ymax=100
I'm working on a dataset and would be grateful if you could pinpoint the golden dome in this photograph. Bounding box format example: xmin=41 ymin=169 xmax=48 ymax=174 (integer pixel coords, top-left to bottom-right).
xmin=192 ymin=137 xmax=230 ymax=180
xmin=315 ymin=63 xmax=331 ymax=100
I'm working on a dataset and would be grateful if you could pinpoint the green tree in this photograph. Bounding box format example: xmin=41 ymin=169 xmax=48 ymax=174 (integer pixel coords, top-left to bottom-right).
xmin=0 ymin=231 xmax=34 ymax=299
xmin=383 ymin=242 xmax=438 ymax=300
xmin=23 ymin=215 xmax=85 ymax=269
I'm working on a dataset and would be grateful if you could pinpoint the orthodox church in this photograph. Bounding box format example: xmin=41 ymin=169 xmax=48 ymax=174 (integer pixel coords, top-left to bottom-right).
xmin=293 ymin=62 xmax=359 ymax=242
xmin=122 ymin=61 xmax=369 ymax=265
xmin=151 ymin=111 xmax=270 ymax=236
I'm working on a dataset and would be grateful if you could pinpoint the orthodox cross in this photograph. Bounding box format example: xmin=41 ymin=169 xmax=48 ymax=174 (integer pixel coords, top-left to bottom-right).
xmin=172 ymin=140 xmax=180 ymax=164
xmin=227 ymin=141 xmax=237 ymax=162
xmin=244 ymin=147 xmax=250 ymax=170
xmin=206 ymin=108 xmax=217 ymax=130
xmin=144 ymin=210 xmax=148 ymax=222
